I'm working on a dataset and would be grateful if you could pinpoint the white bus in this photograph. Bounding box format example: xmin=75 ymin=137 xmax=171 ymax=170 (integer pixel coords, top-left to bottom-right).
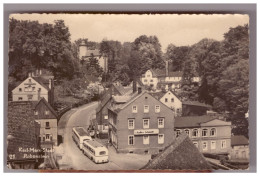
xmin=82 ymin=140 xmax=109 ymax=164
xmin=72 ymin=127 xmax=92 ymax=150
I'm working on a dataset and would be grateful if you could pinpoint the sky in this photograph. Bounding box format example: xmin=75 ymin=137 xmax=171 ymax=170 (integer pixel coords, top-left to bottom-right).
xmin=10 ymin=13 xmax=249 ymax=52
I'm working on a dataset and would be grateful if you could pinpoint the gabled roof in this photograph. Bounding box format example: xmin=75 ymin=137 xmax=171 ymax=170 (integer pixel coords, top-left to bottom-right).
xmin=149 ymin=91 xmax=166 ymax=100
xmin=182 ymin=101 xmax=212 ymax=108
xmin=33 ymin=76 xmax=50 ymax=91
xmin=175 ymin=115 xmax=218 ymax=128
xmin=32 ymin=98 xmax=58 ymax=118
xmin=231 ymin=135 xmax=249 ymax=146
xmin=150 ymin=69 xmax=166 ymax=77
xmin=142 ymin=132 xmax=212 ymax=170
xmin=112 ymin=82 xmax=128 ymax=95
xmin=96 ymin=92 xmax=112 ymax=113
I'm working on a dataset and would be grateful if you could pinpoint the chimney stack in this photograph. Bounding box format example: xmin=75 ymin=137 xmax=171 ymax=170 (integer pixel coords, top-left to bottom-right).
xmin=138 ymin=87 xmax=142 ymax=94
xmin=166 ymin=60 xmax=169 ymax=77
xmin=133 ymin=79 xmax=137 ymax=93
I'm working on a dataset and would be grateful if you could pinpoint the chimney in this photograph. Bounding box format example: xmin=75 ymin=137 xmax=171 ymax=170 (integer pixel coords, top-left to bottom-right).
xmin=133 ymin=79 xmax=137 ymax=93
xmin=138 ymin=87 xmax=142 ymax=94
xmin=28 ymin=72 xmax=32 ymax=77
xmin=166 ymin=60 xmax=169 ymax=77
xmin=49 ymin=79 xmax=52 ymax=89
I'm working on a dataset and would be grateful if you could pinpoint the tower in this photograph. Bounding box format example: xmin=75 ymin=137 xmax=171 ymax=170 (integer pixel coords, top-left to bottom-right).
xmin=79 ymin=40 xmax=88 ymax=60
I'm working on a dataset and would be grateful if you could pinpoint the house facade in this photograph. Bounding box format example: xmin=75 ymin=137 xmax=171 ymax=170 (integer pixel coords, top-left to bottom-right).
xmin=96 ymin=82 xmax=129 ymax=134
xmin=108 ymin=91 xmax=175 ymax=154
xmin=175 ymin=116 xmax=232 ymax=155
xmin=33 ymin=98 xmax=58 ymax=146
xmin=12 ymin=73 xmax=54 ymax=106
xmin=159 ymin=90 xmax=182 ymax=117
xmin=230 ymin=135 xmax=249 ymax=160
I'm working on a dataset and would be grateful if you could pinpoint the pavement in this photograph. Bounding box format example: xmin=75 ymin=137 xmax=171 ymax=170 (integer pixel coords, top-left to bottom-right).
xmin=56 ymin=101 xmax=151 ymax=171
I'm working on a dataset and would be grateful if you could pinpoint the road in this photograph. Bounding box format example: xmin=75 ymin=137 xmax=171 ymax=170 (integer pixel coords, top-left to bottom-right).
xmin=57 ymin=101 xmax=151 ymax=171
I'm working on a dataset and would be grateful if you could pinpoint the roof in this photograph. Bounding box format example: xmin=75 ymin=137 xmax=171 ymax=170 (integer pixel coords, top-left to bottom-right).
xmin=142 ymin=132 xmax=212 ymax=170
xmin=85 ymin=140 xmax=105 ymax=148
xmin=74 ymin=127 xmax=89 ymax=136
xmin=168 ymin=71 xmax=183 ymax=77
xmin=182 ymin=101 xmax=212 ymax=108
xmin=149 ymin=91 xmax=166 ymax=100
xmin=113 ymin=82 xmax=128 ymax=95
xmin=33 ymin=76 xmax=50 ymax=91
xmin=96 ymin=92 xmax=112 ymax=113
xmin=32 ymin=98 xmax=58 ymax=118
xmin=113 ymin=95 xmax=132 ymax=103
xmin=175 ymin=115 xmax=217 ymax=128
xmin=109 ymin=91 xmax=145 ymax=113
xmin=231 ymin=135 xmax=249 ymax=146
xmin=150 ymin=69 xmax=166 ymax=77
xmin=8 ymin=101 xmax=40 ymax=161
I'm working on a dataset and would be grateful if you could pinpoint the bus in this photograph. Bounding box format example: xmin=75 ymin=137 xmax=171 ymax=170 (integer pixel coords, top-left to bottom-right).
xmin=82 ymin=140 xmax=109 ymax=164
xmin=72 ymin=127 xmax=92 ymax=150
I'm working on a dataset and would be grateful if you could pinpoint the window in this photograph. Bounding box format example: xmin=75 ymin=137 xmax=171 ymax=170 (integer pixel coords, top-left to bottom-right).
xmin=176 ymin=108 xmax=180 ymax=113
xmin=128 ymin=135 xmax=134 ymax=145
xmin=99 ymin=151 xmax=106 ymax=155
xmin=184 ymin=129 xmax=189 ymax=136
xmin=18 ymin=97 xmax=23 ymax=101
xmin=19 ymin=88 xmax=22 ymax=92
xmin=221 ymin=140 xmax=227 ymax=149
xmin=202 ymin=141 xmax=208 ymax=151
xmin=150 ymin=79 xmax=153 ymax=82
xmin=171 ymin=98 xmax=174 ymax=102
xmin=211 ymin=141 xmax=216 ymax=150
xmin=147 ymin=74 xmax=150 ymax=78
xmin=28 ymin=79 xmax=31 ymax=83
xmin=34 ymin=111 xmax=38 ymax=115
xmin=165 ymin=98 xmax=168 ymax=103
xmin=155 ymin=105 xmax=160 ymax=113
xmin=202 ymin=129 xmax=208 ymax=137
xmin=132 ymin=106 xmax=137 ymax=113
xmin=158 ymin=118 xmax=164 ymax=128
xmin=128 ymin=119 xmax=134 ymax=129
xmin=143 ymin=119 xmax=149 ymax=129
xmin=144 ymin=105 xmax=149 ymax=113
xmin=104 ymin=115 xmax=108 ymax=119
xmin=144 ymin=79 xmax=147 ymax=82
xmin=45 ymin=110 xmax=49 ymax=115
xmin=210 ymin=128 xmax=216 ymax=136
xmin=192 ymin=129 xmax=199 ymax=137
xmin=45 ymin=122 xmax=50 ymax=129
xmin=32 ymin=87 xmax=35 ymax=91
xmin=158 ymin=134 xmax=164 ymax=144
xmin=143 ymin=135 xmax=149 ymax=145
xmin=193 ymin=142 xmax=199 ymax=148
xmin=176 ymin=130 xmax=181 ymax=137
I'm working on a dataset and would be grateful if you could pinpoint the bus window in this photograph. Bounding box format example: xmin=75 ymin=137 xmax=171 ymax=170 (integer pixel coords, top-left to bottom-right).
xmin=99 ymin=151 xmax=106 ymax=155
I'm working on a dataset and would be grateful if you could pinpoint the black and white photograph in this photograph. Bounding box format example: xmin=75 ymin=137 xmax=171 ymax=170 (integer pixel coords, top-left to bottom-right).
xmin=6 ymin=12 xmax=251 ymax=172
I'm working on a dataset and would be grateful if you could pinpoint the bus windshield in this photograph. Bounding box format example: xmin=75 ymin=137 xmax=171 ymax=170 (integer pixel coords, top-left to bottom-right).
xmin=99 ymin=151 xmax=106 ymax=155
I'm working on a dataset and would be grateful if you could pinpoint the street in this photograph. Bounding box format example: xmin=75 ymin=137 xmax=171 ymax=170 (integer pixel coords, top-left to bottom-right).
xmin=57 ymin=102 xmax=151 ymax=171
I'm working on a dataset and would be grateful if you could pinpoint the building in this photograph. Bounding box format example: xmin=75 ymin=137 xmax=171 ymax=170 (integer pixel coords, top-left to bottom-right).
xmin=230 ymin=135 xmax=249 ymax=160
xmin=182 ymin=101 xmax=212 ymax=116
xmin=32 ymin=98 xmax=58 ymax=147
xmin=12 ymin=71 xmax=54 ymax=106
xmin=7 ymin=101 xmax=42 ymax=169
xmin=79 ymin=41 xmax=108 ymax=73
xmin=175 ymin=115 xmax=232 ymax=155
xmin=96 ymin=82 xmax=130 ymax=134
xmin=108 ymin=90 xmax=175 ymax=154
xmin=140 ymin=68 xmax=201 ymax=91
xmin=141 ymin=133 xmax=212 ymax=170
